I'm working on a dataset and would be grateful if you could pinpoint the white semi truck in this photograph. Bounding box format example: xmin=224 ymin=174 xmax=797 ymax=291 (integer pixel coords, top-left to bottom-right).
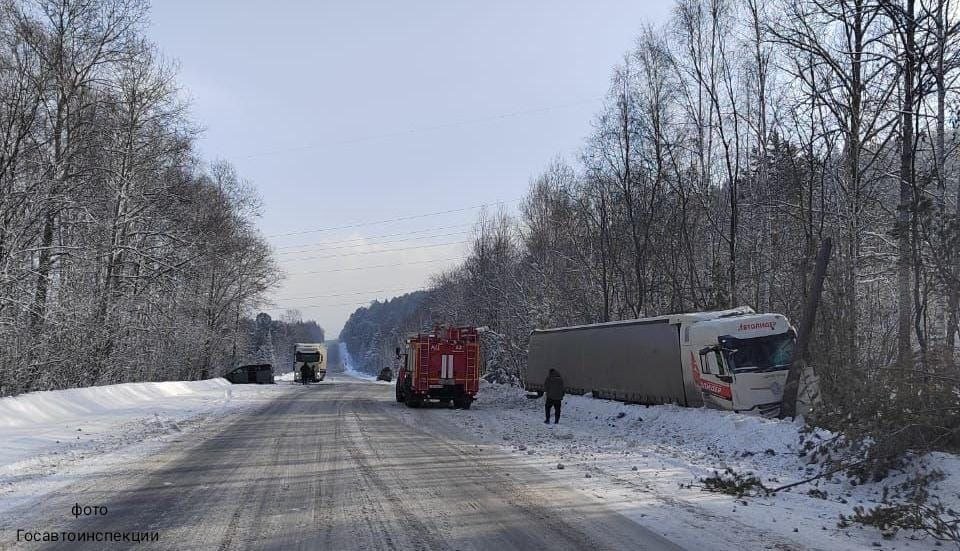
xmin=525 ymin=307 xmax=795 ymax=416
xmin=293 ymin=343 xmax=327 ymax=382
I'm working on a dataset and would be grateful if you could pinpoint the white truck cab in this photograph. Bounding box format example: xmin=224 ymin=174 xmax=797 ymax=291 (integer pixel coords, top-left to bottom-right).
xmin=676 ymin=307 xmax=795 ymax=416
xmin=294 ymin=343 xmax=327 ymax=382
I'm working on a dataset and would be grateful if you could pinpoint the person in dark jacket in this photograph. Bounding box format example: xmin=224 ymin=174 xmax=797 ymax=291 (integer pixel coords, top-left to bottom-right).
xmin=300 ymin=363 xmax=311 ymax=385
xmin=544 ymin=368 xmax=565 ymax=424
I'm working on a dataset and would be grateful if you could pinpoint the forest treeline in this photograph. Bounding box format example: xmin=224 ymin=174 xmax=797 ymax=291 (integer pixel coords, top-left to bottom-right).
xmin=243 ymin=312 xmax=325 ymax=374
xmin=0 ymin=0 xmax=283 ymax=396
xmin=342 ymin=0 xmax=960 ymax=464
xmin=340 ymin=291 xmax=431 ymax=374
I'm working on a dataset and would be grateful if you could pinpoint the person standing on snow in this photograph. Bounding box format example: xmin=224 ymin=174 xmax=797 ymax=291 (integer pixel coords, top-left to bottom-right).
xmin=544 ymin=368 xmax=565 ymax=424
xmin=301 ymin=363 xmax=311 ymax=385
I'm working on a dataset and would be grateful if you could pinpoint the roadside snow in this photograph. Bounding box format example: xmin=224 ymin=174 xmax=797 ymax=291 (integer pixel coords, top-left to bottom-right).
xmin=400 ymin=382 xmax=955 ymax=551
xmin=340 ymin=341 xmax=393 ymax=384
xmin=0 ymin=378 xmax=289 ymax=516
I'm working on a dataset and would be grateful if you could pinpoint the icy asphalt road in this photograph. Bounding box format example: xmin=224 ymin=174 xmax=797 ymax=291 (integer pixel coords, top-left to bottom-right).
xmin=1 ymin=375 xmax=683 ymax=551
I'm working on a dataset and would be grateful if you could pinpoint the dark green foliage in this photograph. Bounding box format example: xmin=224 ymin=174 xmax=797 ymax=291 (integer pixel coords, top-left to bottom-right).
xmin=812 ymin=361 xmax=960 ymax=482
xmin=839 ymin=473 xmax=960 ymax=544
xmin=700 ymin=468 xmax=770 ymax=497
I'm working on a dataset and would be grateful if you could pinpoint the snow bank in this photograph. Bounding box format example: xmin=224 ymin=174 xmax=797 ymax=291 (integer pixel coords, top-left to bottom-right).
xmin=0 ymin=378 xmax=233 ymax=428
xmin=415 ymin=382 xmax=956 ymax=551
xmin=0 ymin=378 xmax=287 ymax=515
xmin=340 ymin=341 xmax=380 ymax=382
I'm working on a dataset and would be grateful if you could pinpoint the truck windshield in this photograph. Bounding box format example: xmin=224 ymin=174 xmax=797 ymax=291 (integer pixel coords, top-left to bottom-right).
xmin=296 ymin=352 xmax=320 ymax=363
xmin=719 ymin=333 xmax=794 ymax=374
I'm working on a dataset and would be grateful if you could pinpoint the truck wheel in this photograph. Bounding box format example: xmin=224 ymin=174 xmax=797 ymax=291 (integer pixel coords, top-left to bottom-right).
xmin=461 ymin=399 xmax=472 ymax=410
xmin=405 ymin=395 xmax=421 ymax=408
xmin=395 ymin=388 xmax=404 ymax=402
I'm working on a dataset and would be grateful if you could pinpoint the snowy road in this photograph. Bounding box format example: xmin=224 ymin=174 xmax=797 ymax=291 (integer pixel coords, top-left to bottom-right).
xmin=1 ymin=375 xmax=681 ymax=550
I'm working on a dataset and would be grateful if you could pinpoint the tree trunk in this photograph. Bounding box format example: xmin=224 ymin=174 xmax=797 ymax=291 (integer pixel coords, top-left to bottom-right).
xmin=781 ymin=237 xmax=832 ymax=419
xmin=949 ymin=173 xmax=960 ymax=361
xmin=29 ymin=211 xmax=55 ymax=332
xmin=896 ymin=0 xmax=916 ymax=368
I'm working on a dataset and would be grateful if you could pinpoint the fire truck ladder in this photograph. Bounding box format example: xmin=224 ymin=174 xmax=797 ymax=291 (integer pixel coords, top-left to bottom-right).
xmin=418 ymin=340 xmax=430 ymax=389
xmin=466 ymin=344 xmax=477 ymax=381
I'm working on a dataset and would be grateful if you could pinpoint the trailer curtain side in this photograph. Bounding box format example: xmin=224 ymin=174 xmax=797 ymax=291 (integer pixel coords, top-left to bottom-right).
xmin=526 ymin=320 xmax=691 ymax=406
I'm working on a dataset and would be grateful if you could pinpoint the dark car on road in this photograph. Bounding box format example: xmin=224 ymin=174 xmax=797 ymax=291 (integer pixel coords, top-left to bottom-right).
xmin=225 ymin=364 xmax=275 ymax=384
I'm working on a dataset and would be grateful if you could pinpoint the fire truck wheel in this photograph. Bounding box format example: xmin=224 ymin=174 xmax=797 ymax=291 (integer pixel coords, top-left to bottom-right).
xmin=405 ymin=395 xmax=421 ymax=408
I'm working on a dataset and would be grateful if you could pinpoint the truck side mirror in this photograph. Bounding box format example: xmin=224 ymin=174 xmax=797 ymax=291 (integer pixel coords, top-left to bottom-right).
xmin=698 ymin=346 xmax=712 ymax=356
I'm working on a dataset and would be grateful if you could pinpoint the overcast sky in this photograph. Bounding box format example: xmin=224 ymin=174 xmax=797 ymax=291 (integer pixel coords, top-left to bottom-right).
xmin=147 ymin=1 xmax=674 ymax=337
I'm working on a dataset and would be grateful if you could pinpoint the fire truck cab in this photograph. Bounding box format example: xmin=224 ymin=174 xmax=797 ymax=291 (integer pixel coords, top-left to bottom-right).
xmin=395 ymin=326 xmax=480 ymax=409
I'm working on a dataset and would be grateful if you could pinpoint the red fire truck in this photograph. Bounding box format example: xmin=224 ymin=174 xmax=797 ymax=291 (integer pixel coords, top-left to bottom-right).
xmin=395 ymin=326 xmax=481 ymax=409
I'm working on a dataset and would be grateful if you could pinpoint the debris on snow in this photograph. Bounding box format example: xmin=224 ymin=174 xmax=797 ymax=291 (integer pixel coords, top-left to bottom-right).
xmin=432 ymin=380 xmax=960 ymax=551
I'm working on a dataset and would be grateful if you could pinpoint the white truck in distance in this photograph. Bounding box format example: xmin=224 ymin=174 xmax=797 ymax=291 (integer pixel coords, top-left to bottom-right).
xmin=525 ymin=307 xmax=795 ymax=416
xmin=293 ymin=343 xmax=327 ymax=382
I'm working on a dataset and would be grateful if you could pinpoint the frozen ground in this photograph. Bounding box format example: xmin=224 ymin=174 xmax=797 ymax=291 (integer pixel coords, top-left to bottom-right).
xmin=0 ymin=378 xmax=680 ymax=550
xmin=396 ymin=382 xmax=960 ymax=551
xmin=0 ymin=378 xmax=291 ymax=517
xmin=3 ymin=375 xmax=956 ymax=550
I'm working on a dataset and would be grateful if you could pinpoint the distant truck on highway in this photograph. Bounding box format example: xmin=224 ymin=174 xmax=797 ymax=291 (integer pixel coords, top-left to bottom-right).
xmin=525 ymin=307 xmax=795 ymax=417
xmin=293 ymin=343 xmax=327 ymax=382
xmin=395 ymin=326 xmax=480 ymax=409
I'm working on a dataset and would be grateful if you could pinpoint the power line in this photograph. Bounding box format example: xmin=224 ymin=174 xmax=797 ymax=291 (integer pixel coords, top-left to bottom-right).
xmin=267 ymin=297 xmax=420 ymax=309
xmin=272 ymin=285 xmax=427 ymax=301
xmin=291 ymin=256 xmax=466 ymax=275
xmin=238 ymin=97 xmax=601 ymax=160
xmin=259 ymin=298 xmax=407 ymax=310
xmin=274 ymin=230 xmax=472 ymax=256
xmin=272 ymin=223 xmax=474 ymax=252
xmin=269 ymin=288 xmax=429 ymax=308
xmin=267 ymin=198 xmax=521 ymax=239
xmin=263 ymin=288 xmax=432 ymax=309
xmin=281 ymin=240 xmax=468 ymax=263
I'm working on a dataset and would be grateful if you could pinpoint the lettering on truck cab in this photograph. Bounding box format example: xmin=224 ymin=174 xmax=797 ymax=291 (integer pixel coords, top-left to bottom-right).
xmin=690 ymin=351 xmax=732 ymax=401
xmin=737 ymin=320 xmax=777 ymax=332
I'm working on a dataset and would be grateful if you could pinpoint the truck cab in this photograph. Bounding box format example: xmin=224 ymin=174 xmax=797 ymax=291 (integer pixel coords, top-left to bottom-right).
xmin=293 ymin=343 xmax=327 ymax=382
xmin=395 ymin=326 xmax=480 ymax=409
xmin=679 ymin=310 xmax=795 ymax=416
